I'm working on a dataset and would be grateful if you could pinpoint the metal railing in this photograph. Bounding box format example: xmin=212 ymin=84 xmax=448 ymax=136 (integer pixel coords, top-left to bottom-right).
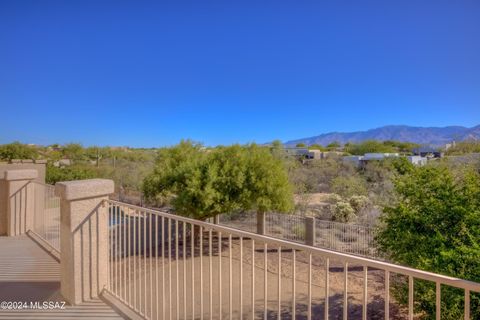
xmin=32 ymin=182 xmax=60 ymax=251
xmin=106 ymin=200 xmax=480 ymax=319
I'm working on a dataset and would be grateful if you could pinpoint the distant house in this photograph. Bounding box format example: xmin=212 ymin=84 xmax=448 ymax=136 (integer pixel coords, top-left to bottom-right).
xmin=363 ymin=153 xmax=399 ymax=160
xmin=284 ymin=147 xmax=310 ymax=158
xmin=413 ymin=147 xmax=444 ymax=158
xmin=307 ymin=149 xmax=322 ymax=159
xmin=343 ymin=153 xmax=427 ymax=167
xmin=283 ymin=148 xmax=341 ymax=160
xmin=407 ymin=156 xmax=428 ymax=166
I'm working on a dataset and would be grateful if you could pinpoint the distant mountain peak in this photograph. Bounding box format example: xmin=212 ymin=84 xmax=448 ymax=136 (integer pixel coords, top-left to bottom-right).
xmin=284 ymin=125 xmax=480 ymax=147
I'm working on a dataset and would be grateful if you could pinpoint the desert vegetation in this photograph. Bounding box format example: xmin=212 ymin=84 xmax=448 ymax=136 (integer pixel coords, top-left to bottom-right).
xmin=2 ymin=140 xmax=480 ymax=317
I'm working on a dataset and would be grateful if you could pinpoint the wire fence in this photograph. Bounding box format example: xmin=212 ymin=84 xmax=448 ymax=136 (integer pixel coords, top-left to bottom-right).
xmin=315 ymin=219 xmax=377 ymax=259
xmin=265 ymin=213 xmax=306 ymax=243
xmin=218 ymin=212 xmax=378 ymax=259
xmin=216 ymin=211 xmax=257 ymax=233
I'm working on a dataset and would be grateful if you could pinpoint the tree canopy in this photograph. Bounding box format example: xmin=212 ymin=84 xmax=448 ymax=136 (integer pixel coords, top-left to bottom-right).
xmin=376 ymin=164 xmax=480 ymax=318
xmin=143 ymin=141 xmax=294 ymax=220
xmin=0 ymin=142 xmax=39 ymax=161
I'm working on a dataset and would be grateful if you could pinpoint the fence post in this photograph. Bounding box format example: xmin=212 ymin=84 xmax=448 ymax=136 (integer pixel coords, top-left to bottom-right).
xmin=305 ymin=216 xmax=316 ymax=246
xmin=213 ymin=214 xmax=220 ymax=224
xmin=257 ymin=212 xmax=265 ymax=235
xmin=3 ymin=169 xmax=38 ymax=236
xmin=55 ymin=179 xmax=114 ymax=305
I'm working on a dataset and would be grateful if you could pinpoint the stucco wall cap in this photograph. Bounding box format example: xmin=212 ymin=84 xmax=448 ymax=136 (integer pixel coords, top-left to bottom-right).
xmin=55 ymin=179 xmax=114 ymax=201
xmin=4 ymin=169 xmax=38 ymax=181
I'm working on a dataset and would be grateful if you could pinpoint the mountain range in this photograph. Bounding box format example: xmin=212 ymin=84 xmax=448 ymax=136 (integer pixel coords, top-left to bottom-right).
xmin=284 ymin=125 xmax=480 ymax=147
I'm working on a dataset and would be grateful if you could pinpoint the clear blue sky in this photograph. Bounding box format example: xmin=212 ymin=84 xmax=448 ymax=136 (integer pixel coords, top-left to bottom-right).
xmin=1 ymin=1 xmax=479 ymax=147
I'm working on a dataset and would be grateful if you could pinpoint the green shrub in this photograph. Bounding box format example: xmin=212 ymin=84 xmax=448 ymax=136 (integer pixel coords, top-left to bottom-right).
xmin=331 ymin=175 xmax=368 ymax=198
xmin=331 ymin=200 xmax=356 ymax=223
xmin=376 ymin=164 xmax=480 ymax=318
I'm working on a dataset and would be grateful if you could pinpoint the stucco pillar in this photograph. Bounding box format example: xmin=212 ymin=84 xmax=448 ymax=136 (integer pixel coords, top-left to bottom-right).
xmin=3 ymin=169 xmax=38 ymax=236
xmin=55 ymin=179 xmax=114 ymax=305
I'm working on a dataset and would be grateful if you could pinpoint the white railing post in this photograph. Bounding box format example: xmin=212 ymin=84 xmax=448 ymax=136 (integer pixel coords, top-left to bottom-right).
xmin=55 ymin=179 xmax=114 ymax=305
xmin=305 ymin=216 xmax=316 ymax=246
xmin=3 ymin=169 xmax=38 ymax=236
xmin=257 ymin=212 xmax=266 ymax=235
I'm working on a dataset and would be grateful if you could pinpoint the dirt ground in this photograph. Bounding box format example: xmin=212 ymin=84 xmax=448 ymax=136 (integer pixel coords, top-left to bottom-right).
xmin=110 ymin=236 xmax=411 ymax=319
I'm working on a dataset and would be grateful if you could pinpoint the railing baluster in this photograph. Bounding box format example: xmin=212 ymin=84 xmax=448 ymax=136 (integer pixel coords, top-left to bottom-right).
xmin=218 ymin=231 xmax=222 ymax=320
xmin=191 ymin=223 xmax=195 ymax=320
xmin=325 ymin=257 xmax=329 ymax=320
xmin=240 ymin=236 xmax=244 ymax=319
xmin=183 ymin=222 xmax=187 ymax=320
xmin=150 ymin=211 xmax=153 ymax=319
xmin=176 ymin=221 xmax=180 ymax=319
xmin=264 ymin=242 xmax=268 ymax=319
xmin=465 ymin=289 xmax=470 ymax=320
xmin=344 ymin=261 xmax=348 ymax=320
xmin=127 ymin=207 xmax=131 ymax=307
xmin=209 ymin=229 xmax=213 ymax=320
xmin=119 ymin=206 xmax=123 ymax=302
xmin=278 ymin=245 xmax=281 ymax=320
xmin=436 ymin=282 xmax=440 ymax=320
xmin=122 ymin=206 xmax=126 ymax=302
xmin=144 ymin=211 xmax=147 ymax=316
xmin=107 ymin=203 xmax=111 ymax=291
xmin=408 ymin=276 xmax=414 ymax=320
xmin=363 ymin=266 xmax=367 ymax=320
xmin=116 ymin=206 xmax=119 ymax=297
xmin=292 ymin=249 xmax=296 ymax=319
xmin=134 ymin=210 xmax=137 ymax=311
xmin=168 ymin=218 xmax=172 ymax=320
xmin=308 ymin=253 xmax=312 ymax=320
xmin=200 ymin=226 xmax=204 ymax=320
xmin=229 ymin=234 xmax=233 ymax=319
xmin=142 ymin=211 xmax=147 ymax=316
xmin=156 ymin=214 xmax=159 ymax=320
xmin=385 ymin=270 xmax=389 ymax=320
xmin=162 ymin=216 xmax=166 ymax=320
xmin=108 ymin=203 xmax=111 ymax=292
xmin=252 ymin=239 xmax=255 ymax=320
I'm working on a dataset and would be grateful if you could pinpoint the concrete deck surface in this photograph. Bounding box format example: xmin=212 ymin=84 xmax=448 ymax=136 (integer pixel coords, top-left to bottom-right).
xmin=0 ymin=235 xmax=124 ymax=319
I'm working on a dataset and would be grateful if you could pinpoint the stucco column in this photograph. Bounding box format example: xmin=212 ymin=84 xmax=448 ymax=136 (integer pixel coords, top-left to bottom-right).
xmin=55 ymin=179 xmax=114 ymax=305
xmin=3 ymin=169 xmax=38 ymax=236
